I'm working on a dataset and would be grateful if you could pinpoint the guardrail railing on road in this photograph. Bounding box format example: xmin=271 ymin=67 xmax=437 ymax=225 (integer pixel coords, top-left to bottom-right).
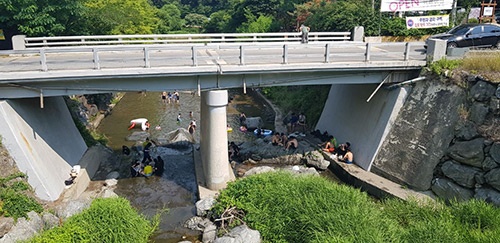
xmin=19 ymin=32 xmax=353 ymax=49
xmin=1 ymin=42 xmax=426 ymax=73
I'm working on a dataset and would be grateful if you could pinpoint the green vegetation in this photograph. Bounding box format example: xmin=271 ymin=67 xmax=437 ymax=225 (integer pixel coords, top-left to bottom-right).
xmin=262 ymin=85 xmax=330 ymax=129
xmin=65 ymin=97 xmax=108 ymax=146
xmin=73 ymin=116 xmax=108 ymax=147
xmin=428 ymin=58 xmax=462 ymax=76
xmin=26 ymin=197 xmax=160 ymax=243
xmin=213 ymin=172 xmax=500 ymax=242
xmin=0 ymin=172 xmax=43 ymax=220
xmin=2 ymin=0 xmax=480 ymax=37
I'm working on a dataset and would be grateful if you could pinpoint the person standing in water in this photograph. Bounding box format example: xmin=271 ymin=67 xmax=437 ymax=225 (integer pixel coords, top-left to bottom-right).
xmin=177 ymin=113 xmax=182 ymax=125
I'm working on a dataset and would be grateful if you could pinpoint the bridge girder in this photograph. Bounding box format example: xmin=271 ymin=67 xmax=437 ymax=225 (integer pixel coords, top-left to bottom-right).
xmin=0 ymin=63 xmax=422 ymax=99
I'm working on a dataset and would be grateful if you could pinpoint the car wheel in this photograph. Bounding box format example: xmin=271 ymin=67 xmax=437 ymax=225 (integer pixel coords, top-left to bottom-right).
xmin=447 ymin=42 xmax=457 ymax=48
xmin=496 ymin=40 xmax=500 ymax=49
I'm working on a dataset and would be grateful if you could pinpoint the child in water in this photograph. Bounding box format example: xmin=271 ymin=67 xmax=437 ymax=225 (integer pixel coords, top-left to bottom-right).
xmin=177 ymin=113 xmax=182 ymax=125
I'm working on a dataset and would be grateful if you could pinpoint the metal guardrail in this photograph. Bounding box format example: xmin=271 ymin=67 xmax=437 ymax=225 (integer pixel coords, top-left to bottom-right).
xmin=1 ymin=42 xmax=425 ymax=73
xmin=22 ymin=32 xmax=352 ymax=49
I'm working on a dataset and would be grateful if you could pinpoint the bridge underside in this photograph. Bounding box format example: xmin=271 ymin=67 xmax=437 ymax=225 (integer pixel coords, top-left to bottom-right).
xmin=0 ymin=64 xmax=421 ymax=99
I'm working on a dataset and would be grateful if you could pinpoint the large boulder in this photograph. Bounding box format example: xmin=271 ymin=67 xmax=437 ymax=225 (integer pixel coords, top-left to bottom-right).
xmin=0 ymin=211 xmax=43 ymax=243
xmin=470 ymin=80 xmax=496 ymax=102
xmin=441 ymin=160 xmax=482 ymax=188
xmin=469 ymin=103 xmax=489 ymax=125
xmin=304 ymin=150 xmax=330 ymax=170
xmin=245 ymin=117 xmax=264 ymax=130
xmin=447 ymin=138 xmax=484 ymax=168
xmin=431 ymin=178 xmax=474 ymax=202
xmin=372 ymin=80 xmax=466 ymax=190
xmin=214 ymin=225 xmax=261 ymax=243
xmin=196 ymin=197 xmax=216 ymax=217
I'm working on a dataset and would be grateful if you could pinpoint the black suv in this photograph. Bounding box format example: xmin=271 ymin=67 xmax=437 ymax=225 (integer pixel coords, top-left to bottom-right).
xmin=425 ymin=23 xmax=500 ymax=49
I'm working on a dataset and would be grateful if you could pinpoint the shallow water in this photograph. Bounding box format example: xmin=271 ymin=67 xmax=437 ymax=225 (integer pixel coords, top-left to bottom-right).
xmin=96 ymin=89 xmax=340 ymax=242
xmin=97 ymin=89 xmax=269 ymax=242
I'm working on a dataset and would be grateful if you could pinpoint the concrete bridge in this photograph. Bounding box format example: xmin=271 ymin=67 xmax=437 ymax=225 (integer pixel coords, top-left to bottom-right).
xmin=0 ymin=31 xmax=433 ymax=201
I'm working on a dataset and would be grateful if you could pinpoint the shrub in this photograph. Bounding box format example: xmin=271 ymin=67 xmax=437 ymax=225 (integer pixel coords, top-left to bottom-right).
xmin=27 ymin=197 xmax=159 ymax=243
xmin=213 ymin=171 xmax=500 ymax=242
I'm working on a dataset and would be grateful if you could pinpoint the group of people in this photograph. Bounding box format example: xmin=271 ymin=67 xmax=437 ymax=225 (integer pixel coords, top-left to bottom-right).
xmin=129 ymin=139 xmax=165 ymax=177
xmin=271 ymin=132 xmax=299 ymax=151
xmin=321 ymin=137 xmax=354 ymax=164
xmin=285 ymin=112 xmax=307 ymax=134
xmin=161 ymin=91 xmax=180 ymax=104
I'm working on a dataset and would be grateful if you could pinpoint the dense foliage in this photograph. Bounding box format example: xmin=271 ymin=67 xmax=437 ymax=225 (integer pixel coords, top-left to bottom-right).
xmin=261 ymin=85 xmax=330 ymax=129
xmin=1 ymin=0 xmax=481 ymax=37
xmin=26 ymin=197 xmax=159 ymax=243
xmin=0 ymin=172 xmax=43 ymax=220
xmin=213 ymin=172 xmax=500 ymax=242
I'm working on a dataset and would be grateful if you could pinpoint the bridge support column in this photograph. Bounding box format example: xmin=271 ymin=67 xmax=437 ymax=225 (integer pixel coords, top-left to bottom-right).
xmin=200 ymin=90 xmax=231 ymax=190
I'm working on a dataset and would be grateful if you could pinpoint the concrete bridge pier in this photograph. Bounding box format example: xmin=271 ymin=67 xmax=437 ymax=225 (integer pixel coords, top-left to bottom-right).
xmin=200 ymin=90 xmax=232 ymax=190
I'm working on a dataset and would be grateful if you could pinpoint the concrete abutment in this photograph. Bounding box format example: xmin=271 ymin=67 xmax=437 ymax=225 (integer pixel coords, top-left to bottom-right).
xmin=0 ymin=97 xmax=87 ymax=201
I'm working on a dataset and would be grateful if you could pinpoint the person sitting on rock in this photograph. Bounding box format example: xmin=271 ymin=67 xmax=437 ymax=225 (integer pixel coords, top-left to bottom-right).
xmin=228 ymin=142 xmax=240 ymax=160
xmin=280 ymin=133 xmax=288 ymax=147
xmin=321 ymin=136 xmax=337 ymax=154
xmin=285 ymin=136 xmax=298 ymax=151
xmin=142 ymin=164 xmax=154 ymax=177
xmin=271 ymin=133 xmax=282 ymax=146
xmin=340 ymin=147 xmax=354 ymax=164
xmin=336 ymin=142 xmax=351 ymax=158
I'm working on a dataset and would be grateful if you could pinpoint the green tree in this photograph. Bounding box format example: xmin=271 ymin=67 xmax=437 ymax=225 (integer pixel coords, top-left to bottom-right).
xmin=0 ymin=0 xmax=86 ymax=36
xmin=184 ymin=13 xmax=208 ymax=27
xmin=236 ymin=10 xmax=273 ymax=33
xmin=82 ymin=0 xmax=160 ymax=35
xmin=204 ymin=10 xmax=232 ymax=33
xmin=157 ymin=4 xmax=184 ymax=33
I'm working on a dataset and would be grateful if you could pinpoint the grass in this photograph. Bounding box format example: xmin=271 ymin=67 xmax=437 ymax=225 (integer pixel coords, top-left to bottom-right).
xmin=212 ymin=171 xmax=500 ymax=243
xmin=460 ymin=52 xmax=500 ymax=82
xmin=0 ymin=172 xmax=43 ymax=220
xmin=26 ymin=197 xmax=161 ymax=243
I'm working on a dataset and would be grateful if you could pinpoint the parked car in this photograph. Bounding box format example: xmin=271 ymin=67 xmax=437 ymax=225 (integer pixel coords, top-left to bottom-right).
xmin=425 ymin=23 xmax=500 ymax=49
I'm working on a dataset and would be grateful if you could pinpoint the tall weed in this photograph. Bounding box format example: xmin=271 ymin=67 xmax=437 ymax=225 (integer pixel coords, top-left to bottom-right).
xmin=27 ymin=197 xmax=159 ymax=243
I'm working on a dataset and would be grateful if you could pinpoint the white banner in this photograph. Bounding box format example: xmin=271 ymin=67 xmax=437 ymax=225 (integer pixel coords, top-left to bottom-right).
xmin=483 ymin=7 xmax=494 ymax=16
xmin=381 ymin=0 xmax=453 ymax=12
xmin=406 ymin=15 xmax=449 ymax=29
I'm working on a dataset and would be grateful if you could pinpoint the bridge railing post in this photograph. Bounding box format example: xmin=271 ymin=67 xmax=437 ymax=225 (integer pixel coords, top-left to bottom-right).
xmin=404 ymin=42 xmax=410 ymax=61
xmin=192 ymin=46 xmax=198 ymax=66
xmin=93 ymin=48 xmax=100 ymax=70
xmin=324 ymin=43 xmax=331 ymax=63
xmin=282 ymin=44 xmax=288 ymax=64
xmin=364 ymin=43 xmax=371 ymax=62
xmin=144 ymin=47 xmax=150 ymax=68
xmin=40 ymin=49 xmax=48 ymax=72
xmin=239 ymin=45 xmax=245 ymax=65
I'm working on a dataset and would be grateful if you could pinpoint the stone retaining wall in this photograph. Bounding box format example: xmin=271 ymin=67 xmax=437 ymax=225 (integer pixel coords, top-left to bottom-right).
xmin=372 ymin=74 xmax=500 ymax=206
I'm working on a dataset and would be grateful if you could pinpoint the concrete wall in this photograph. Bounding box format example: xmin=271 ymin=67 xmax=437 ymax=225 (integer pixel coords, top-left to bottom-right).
xmin=315 ymin=84 xmax=408 ymax=171
xmin=0 ymin=97 xmax=87 ymax=201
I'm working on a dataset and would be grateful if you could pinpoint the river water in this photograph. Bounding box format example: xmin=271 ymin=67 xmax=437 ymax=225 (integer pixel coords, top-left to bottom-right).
xmin=96 ymin=88 xmax=339 ymax=242
xmin=96 ymin=89 xmax=273 ymax=242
